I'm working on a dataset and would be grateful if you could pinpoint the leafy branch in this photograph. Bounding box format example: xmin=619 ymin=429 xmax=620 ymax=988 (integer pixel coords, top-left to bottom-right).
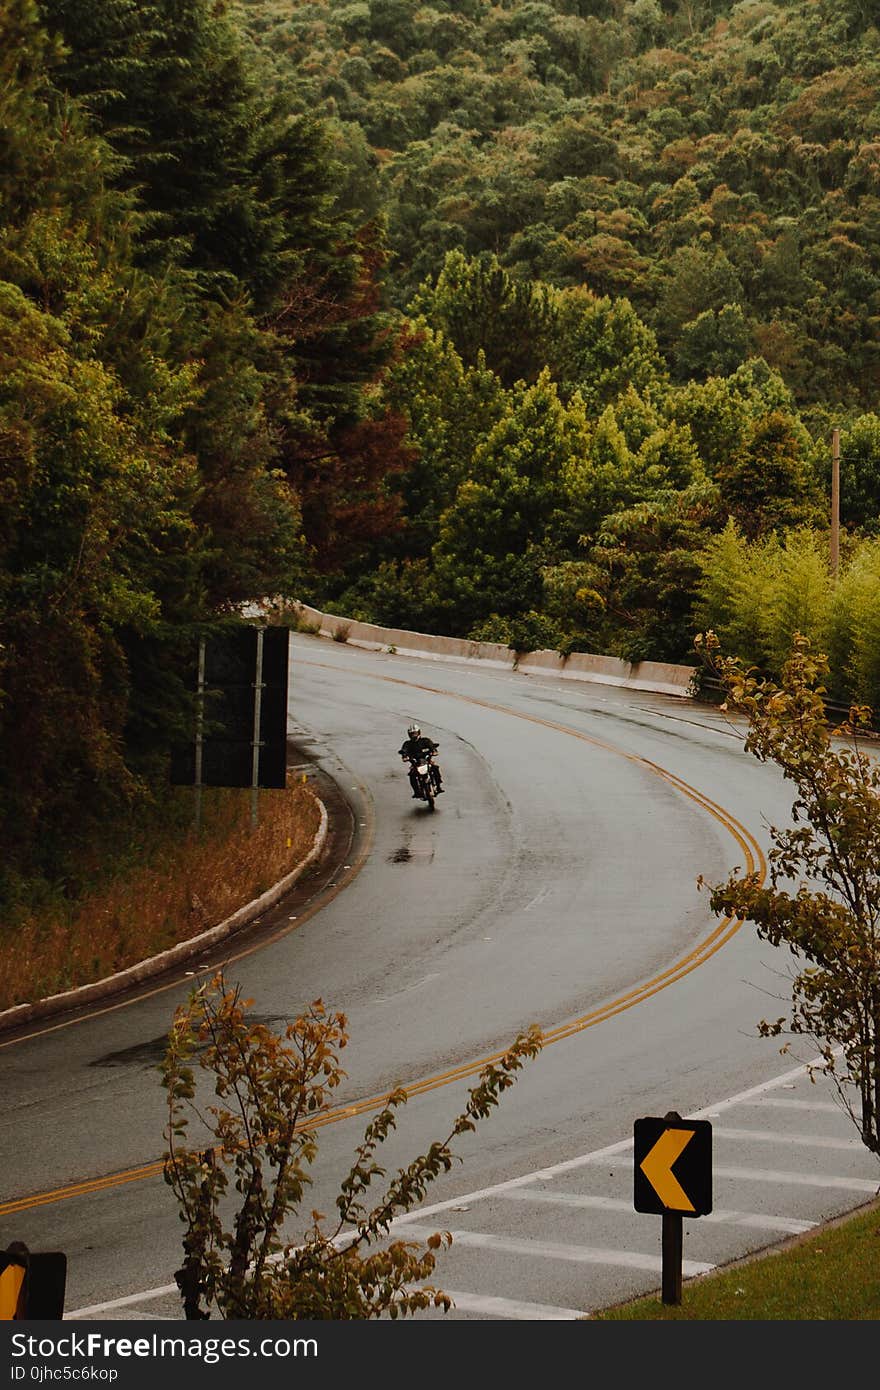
xmin=161 ymin=972 xmax=543 ymax=1318
xmin=695 ymin=630 xmax=880 ymax=1165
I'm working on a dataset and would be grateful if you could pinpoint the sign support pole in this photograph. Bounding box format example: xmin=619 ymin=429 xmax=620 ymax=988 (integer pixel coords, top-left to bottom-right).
xmin=194 ymin=636 xmax=206 ymax=832
xmin=661 ymin=1211 xmax=683 ymax=1305
xmin=661 ymin=1107 xmax=684 ymax=1306
xmin=251 ymin=627 xmax=264 ymax=829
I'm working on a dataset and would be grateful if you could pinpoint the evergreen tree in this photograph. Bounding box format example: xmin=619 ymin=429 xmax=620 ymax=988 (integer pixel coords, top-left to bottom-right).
xmin=409 ymin=249 xmax=559 ymax=388
xmin=382 ymin=322 xmax=508 ymax=558
xmin=430 ymin=369 xmax=588 ymax=632
xmin=716 ymin=409 xmax=821 ymax=539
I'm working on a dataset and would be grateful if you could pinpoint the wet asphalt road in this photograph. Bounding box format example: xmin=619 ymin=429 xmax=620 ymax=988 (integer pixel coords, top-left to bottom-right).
xmin=1 ymin=633 xmax=877 ymax=1320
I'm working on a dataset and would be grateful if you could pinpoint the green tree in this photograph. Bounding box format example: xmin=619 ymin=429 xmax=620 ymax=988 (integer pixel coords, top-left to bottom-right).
xmin=42 ymin=0 xmax=329 ymax=308
xmin=758 ymin=528 xmax=833 ymax=675
xmin=697 ymin=527 xmax=880 ymax=709
xmin=553 ymin=397 xmax=705 ymax=552
xmin=549 ymin=288 xmax=668 ymax=413
xmin=695 ymin=521 xmax=779 ymax=670
xmin=827 ymin=539 xmax=880 ymax=711
xmin=538 ymin=559 xmax=607 ymax=654
xmin=409 ymin=249 xmax=559 ymax=387
xmin=162 ymin=973 xmax=543 ymax=1319
xmin=381 ymin=321 xmax=508 ymax=558
xmin=44 ymin=0 xmax=401 ymax=587
xmin=429 ymin=369 xmax=588 ymax=631
xmin=655 ymin=245 xmax=743 ymax=353
xmin=826 ymin=416 xmax=880 ymax=534
xmin=716 ymin=409 xmax=820 ymax=539
xmin=582 ymin=483 xmax=718 ymax=662
xmin=672 ymin=359 xmax=797 ymax=478
xmin=0 ymin=0 xmax=204 ymax=885
xmin=180 ymin=296 xmax=306 ymax=610
xmin=674 ymin=303 xmax=752 ymax=382
xmin=698 ymin=632 xmax=880 ymax=1164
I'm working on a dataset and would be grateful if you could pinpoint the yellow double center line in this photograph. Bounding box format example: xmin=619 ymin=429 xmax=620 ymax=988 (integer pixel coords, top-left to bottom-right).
xmin=0 ymin=662 xmax=765 ymax=1217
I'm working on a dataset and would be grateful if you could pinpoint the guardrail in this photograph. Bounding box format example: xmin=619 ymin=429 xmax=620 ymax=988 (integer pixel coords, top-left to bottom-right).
xmin=696 ymin=674 xmax=879 ymax=735
xmin=284 ymin=601 xmax=699 ymax=699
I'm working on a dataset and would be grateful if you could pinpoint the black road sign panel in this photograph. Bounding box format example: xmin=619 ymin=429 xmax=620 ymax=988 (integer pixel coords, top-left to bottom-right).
xmin=171 ymin=626 xmax=290 ymax=789
xmin=1 ymin=1247 xmax=66 ymax=1319
xmin=634 ymin=1115 xmax=712 ymax=1216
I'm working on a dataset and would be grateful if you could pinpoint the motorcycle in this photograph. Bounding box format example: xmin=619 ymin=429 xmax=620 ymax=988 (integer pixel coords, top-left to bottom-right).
xmin=404 ymin=754 xmax=439 ymax=811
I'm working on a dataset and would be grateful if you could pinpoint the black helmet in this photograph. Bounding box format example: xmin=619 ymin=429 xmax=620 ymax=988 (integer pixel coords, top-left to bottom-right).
xmin=407 ymin=723 xmax=420 ymax=738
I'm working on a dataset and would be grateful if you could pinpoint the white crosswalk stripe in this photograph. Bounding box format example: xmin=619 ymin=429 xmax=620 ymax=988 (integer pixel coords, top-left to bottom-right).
xmin=66 ymin=1056 xmax=880 ymax=1321
xmin=580 ymin=1152 xmax=878 ymax=1192
xmin=743 ymin=1098 xmax=842 ymax=1112
xmin=713 ymin=1126 xmax=863 ymax=1149
xmin=496 ymin=1187 xmax=816 ymax=1235
xmin=397 ymin=1225 xmax=715 ymax=1276
xmin=436 ymin=1292 xmax=585 ymax=1320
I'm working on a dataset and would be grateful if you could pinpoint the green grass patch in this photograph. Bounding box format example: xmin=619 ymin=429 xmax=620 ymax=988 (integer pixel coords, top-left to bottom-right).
xmin=592 ymin=1197 xmax=880 ymax=1320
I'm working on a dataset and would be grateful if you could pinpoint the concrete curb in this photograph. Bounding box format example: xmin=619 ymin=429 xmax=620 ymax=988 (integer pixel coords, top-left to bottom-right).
xmin=282 ymin=601 xmax=698 ymax=699
xmin=0 ymin=799 xmax=328 ymax=1036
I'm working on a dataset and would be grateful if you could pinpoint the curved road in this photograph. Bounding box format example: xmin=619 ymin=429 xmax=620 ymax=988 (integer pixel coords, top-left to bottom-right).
xmin=1 ymin=633 xmax=877 ymax=1320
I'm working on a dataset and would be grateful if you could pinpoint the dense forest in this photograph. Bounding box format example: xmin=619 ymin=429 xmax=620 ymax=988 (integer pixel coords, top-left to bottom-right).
xmin=238 ymin=0 xmax=880 ymax=408
xmin=2 ymin=0 xmax=880 ymax=910
xmin=0 ymin=0 xmax=405 ymax=904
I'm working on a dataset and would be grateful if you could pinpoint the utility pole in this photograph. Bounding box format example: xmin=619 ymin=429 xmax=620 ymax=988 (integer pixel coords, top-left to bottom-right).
xmin=831 ymin=428 xmax=840 ymax=578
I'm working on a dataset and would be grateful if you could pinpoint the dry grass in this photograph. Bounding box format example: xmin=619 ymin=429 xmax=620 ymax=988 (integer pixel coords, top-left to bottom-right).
xmin=0 ymin=782 xmax=321 ymax=1011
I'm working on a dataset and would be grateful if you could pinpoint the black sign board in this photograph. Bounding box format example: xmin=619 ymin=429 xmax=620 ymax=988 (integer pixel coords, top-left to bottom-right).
xmin=633 ymin=1115 xmax=712 ymax=1217
xmin=171 ymin=626 xmax=289 ymax=790
xmin=1 ymin=1246 xmax=67 ymax=1319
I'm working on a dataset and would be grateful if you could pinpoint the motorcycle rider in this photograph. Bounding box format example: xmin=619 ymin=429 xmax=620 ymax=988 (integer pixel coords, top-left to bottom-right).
xmin=398 ymin=722 xmax=444 ymax=797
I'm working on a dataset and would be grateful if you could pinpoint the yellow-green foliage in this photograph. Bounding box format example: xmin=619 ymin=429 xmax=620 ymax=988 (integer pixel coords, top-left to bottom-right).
xmin=696 ymin=525 xmax=880 ymax=711
xmin=760 ymin=530 xmax=831 ymax=674
xmin=836 ymin=540 xmax=880 ymax=708
xmin=695 ymin=521 xmax=781 ymax=667
xmin=162 ymin=976 xmax=543 ymax=1319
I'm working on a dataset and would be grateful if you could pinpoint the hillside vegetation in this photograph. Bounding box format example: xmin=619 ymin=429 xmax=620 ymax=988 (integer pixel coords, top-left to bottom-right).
xmin=2 ymin=0 xmax=880 ymax=925
xmin=1 ymin=0 xmax=401 ymax=916
xmin=234 ymin=0 xmax=880 ymax=682
xmin=238 ymin=0 xmax=880 ymax=406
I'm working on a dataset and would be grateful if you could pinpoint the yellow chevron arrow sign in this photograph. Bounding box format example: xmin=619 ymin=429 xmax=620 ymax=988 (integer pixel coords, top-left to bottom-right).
xmin=639 ymin=1127 xmax=696 ymax=1212
xmin=0 ymin=1261 xmax=26 ymax=1319
xmin=633 ymin=1114 xmax=712 ymax=1216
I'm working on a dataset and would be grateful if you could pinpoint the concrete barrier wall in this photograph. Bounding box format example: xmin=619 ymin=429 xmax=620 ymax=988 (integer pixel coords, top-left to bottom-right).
xmin=295 ymin=603 xmax=517 ymax=670
xmin=289 ymin=602 xmax=696 ymax=698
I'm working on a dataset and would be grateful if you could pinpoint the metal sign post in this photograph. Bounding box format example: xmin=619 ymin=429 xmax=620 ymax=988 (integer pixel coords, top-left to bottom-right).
xmin=171 ymin=625 xmax=289 ymax=797
xmin=661 ymin=1211 xmax=683 ymax=1305
xmin=194 ymin=635 xmax=206 ymax=832
xmin=633 ymin=1110 xmax=712 ymax=1307
xmin=250 ymin=627 xmax=264 ymax=829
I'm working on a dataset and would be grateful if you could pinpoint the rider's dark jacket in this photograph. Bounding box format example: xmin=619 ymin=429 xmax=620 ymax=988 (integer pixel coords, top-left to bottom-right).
xmin=398 ymin=735 xmax=438 ymax=762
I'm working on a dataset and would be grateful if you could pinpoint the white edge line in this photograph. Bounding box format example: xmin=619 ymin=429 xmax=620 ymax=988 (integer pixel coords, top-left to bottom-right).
xmin=66 ymin=1284 xmax=179 ymax=1319
xmin=67 ymin=1053 xmax=831 ymax=1318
